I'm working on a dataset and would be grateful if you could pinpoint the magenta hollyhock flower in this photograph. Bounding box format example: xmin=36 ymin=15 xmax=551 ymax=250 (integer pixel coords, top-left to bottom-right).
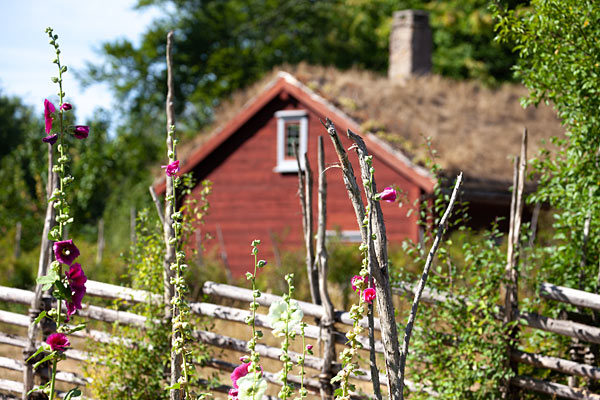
xmin=379 ymin=187 xmax=397 ymax=202
xmin=66 ymin=263 xmax=87 ymax=289
xmin=73 ymin=125 xmax=89 ymax=139
xmin=161 ymin=160 xmax=180 ymax=177
xmin=44 ymin=99 xmax=56 ymax=134
xmin=363 ymin=287 xmax=376 ymax=304
xmin=53 ymin=239 xmax=80 ymax=266
xmin=42 ymin=134 xmax=58 ymax=145
xmin=351 ymin=275 xmax=367 ymax=292
xmin=46 ymin=332 xmax=70 ymax=352
xmin=60 ymin=103 xmax=72 ymax=111
xmin=65 ymin=263 xmax=87 ymax=319
xmin=230 ymin=362 xmax=250 ymax=389
xmin=66 ymin=284 xmax=86 ymax=319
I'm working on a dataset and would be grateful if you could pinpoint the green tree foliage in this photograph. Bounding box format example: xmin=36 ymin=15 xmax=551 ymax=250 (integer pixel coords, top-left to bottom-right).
xmin=81 ymin=0 xmax=523 ymax=135
xmin=495 ymin=0 xmax=600 ymax=290
xmin=0 ymin=93 xmax=47 ymax=249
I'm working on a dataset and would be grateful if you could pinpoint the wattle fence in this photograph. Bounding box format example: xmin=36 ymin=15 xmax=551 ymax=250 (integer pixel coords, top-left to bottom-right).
xmin=1 ymin=277 xmax=600 ymax=399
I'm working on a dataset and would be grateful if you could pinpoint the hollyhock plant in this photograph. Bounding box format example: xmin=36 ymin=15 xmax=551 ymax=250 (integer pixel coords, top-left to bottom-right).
xmin=73 ymin=125 xmax=89 ymax=139
xmin=46 ymin=333 xmax=70 ymax=352
xmin=44 ymin=99 xmax=56 ymax=134
xmin=53 ymin=239 xmax=80 ymax=266
xmin=363 ymin=287 xmax=376 ymax=304
xmin=378 ymin=186 xmax=397 ymax=202
xmin=162 ymin=160 xmax=180 ymax=176
xmin=60 ymin=103 xmax=72 ymax=111
xmin=42 ymin=134 xmax=58 ymax=145
xmin=351 ymin=275 xmax=368 ymax=292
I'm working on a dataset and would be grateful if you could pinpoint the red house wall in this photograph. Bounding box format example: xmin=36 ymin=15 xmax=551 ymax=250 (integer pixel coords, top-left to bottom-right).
xmin=188 ymin=93 xmax=422 ymax=278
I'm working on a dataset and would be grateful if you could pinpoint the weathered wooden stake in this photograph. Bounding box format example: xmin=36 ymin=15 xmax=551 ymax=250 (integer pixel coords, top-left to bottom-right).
xmin=96 ymin=218 xmax=104 ymax=264
xmin=504 ymin=128 xmax=527 ymax=399
xmin=216 ymin=224 xmax=232 ymax=283
xmin=295 ymin=144 xmax=321 ymax=305
xmin=149 ymin=185 xmax=166 ymax=226
xmin=14 ymin=222 xmax=22 ymax=260
xmin=130 ymin=206 xmax=137 ymax=246
xmin=23 ymin=142 xmax=58 ymax=398
xmin=325 ymin=119 xmax=401 ymax=400
xmin=315 ymin=136 xmax=336 ymax=399
xmin=163 ymin=30 xmax=182 ymax=400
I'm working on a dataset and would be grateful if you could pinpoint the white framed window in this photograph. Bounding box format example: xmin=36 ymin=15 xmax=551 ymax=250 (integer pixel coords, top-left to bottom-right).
xmin=326 ymin=230 xmax=362 ymax=243
xmin=274 ymin=110 xmax=308 ymax=173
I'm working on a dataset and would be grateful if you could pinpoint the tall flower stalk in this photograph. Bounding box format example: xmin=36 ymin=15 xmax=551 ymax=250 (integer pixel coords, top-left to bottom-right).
xmin=27 ymin=27 xmax=90 ymax=400
xmin=266 ymin=273 xmax=303 ymax=399
xmin=162 ymin=126 xmax=195 ymax=398
xmin=229 ymin=240 xmax=267 ymax=400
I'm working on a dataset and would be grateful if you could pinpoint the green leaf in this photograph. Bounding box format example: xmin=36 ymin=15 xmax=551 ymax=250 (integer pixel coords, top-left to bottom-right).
xmin=33 ymin=310 xmax=47 ymax=325
xmin=27 ymin=382 xmax=50 ymax=396
xmin=53 ymin=280 xmax=72 ymax=301
xmin=165 ymin=382 xmax=181 ymax=390
xmin=33 ymin=352 xmax=56 ymax=370
xmin=25 ymin=345 xmax=47 ymax=363
xmin=64 ymin=388 xmax=82 ymax=400
xmin=36 ymin=271 xmax=59 ymax=285
xmin=66 ymin=323 xmax=87 ymax=334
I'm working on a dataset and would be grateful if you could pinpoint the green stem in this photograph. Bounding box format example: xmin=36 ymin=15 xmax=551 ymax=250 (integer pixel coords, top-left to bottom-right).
xmin=49 ymin=358 xmax=58 ymax=400
xmin=252 ymin=252 xmax=258 ymax=400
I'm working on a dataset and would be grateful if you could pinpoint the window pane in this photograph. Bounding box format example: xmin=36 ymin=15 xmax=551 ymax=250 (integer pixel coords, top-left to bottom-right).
xmin=285 ymin=123 xmax=300 ymax=158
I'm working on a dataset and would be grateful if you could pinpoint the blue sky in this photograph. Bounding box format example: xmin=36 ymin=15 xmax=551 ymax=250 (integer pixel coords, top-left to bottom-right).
xmin=0 ymin=1 xmax=163 ymax=124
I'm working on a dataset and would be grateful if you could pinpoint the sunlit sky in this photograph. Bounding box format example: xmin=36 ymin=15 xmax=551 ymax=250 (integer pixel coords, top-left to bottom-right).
xmin=0 ymin=1 xmax=163 ymax=124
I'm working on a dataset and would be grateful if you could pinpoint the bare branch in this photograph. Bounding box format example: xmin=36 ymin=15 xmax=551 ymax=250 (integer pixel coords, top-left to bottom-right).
xmin=398 ymin=173 xmax=463 ymax=398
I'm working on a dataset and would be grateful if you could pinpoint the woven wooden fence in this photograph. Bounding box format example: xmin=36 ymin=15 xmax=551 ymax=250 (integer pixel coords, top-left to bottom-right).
xmin=0 ymin=279 xmax=438 ymax=399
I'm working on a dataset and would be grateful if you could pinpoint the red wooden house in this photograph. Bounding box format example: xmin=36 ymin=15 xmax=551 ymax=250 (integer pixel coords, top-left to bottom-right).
xmin=157 ymin=71 xmax=436 ymax=278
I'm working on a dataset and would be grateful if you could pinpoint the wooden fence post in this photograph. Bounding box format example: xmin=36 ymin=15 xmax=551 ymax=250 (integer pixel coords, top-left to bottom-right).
xmin=163 ymin=30 xmax=181 ymax=400
xmin=504 ymin=128 xmax=527 ymax=399
xmin=96 ymin=218 xmax=104 ymax=264
xmin=130 ymin=206 xmax=136 ymax=246
xmin=315 ymin=136 xmax=336 ymax=399
xmin=14 ymin=222 xmax=22 ymax=260
xmin=23 ymin=142 xmax=58 ymax=398
xmin=325 ymin=119 xmax=402 ymax=400
xmin=295 ymin=145 xmax=321 ymax=305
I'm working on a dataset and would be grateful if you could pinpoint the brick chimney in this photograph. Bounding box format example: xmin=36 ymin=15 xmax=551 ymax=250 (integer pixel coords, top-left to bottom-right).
xmin=388 ymin=10 xmax=432 ymax=81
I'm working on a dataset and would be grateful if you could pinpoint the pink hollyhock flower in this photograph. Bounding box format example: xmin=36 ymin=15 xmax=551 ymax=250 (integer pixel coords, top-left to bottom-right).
xmin=228 ymin=388 xmax=239 ymax=399
xmin=351 ymin=275 xmax=367 ymax=292
xmin=230 ymin=362 xmax=250 ymax=389
xmin=44 ymin=99 xmax=56 ymax=134
xmin=53 ymin=239 xmax=80 ymax=266
xmin=379 ymin=187 xmax=397 ymax=202
xmin=46 ymin=332 xmax=70 ymax=352
xmin=42 ymin=134 xmax=58 ymax=145
xmin=60 ymin=103 xmax=72 ymax=111
xmin=162 ymin=160 xmax=180 ymax=177
xmin=363 ymin=287 xmax=376 ymax=304
xmin=73 ymin=125 xmax=89 ymax=139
